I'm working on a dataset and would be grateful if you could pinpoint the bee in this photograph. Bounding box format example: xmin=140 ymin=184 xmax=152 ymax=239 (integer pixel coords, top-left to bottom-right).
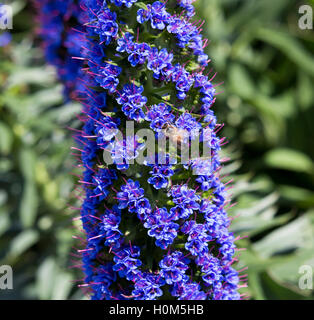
xmin=162 ymin=122 xmax=189 ymax=149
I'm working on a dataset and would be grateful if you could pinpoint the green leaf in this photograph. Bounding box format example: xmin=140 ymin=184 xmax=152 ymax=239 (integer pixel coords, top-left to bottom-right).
xmin=253 ymin=214 xmax=314 ymax=258
xmin=279 ymin=185 xmax=314 ymax=207
xmin=36 ymin=258 xmax=56 ymax=300
xmin=19 ymin=148 xmax=36 ymax=181
xmin=229 ymin=63 xmax=255 ymax=99
xmin=247 ymin=271 xmax=266 ymax=300
xmin=235 ymin=192 xmax=279 ymax=218
xmin=255 ymin=28 xmax=314 ymax=77
xmin=254 ymin=92 xmax=295 ymax=119
xmin=46 ymin=102 xmax=82 ymax=123
xmin=0 ymin=122 xmax=13 ymax=155
xmin=135 ymin=2 xmax=149 ymax=11
xmin=11 ymin=0 xmax=27 ymax=15
xmin=51 ymin=272 xmax=73 ymax=300
xmin=7 ymin=230 xmax=39 ymax=261
xmin=0 ymin=209 xmax=10 ymax=237
xmin=230 ymin=192 xmax=292 ymax=236
xmin=270 ymin=247 xmax=314 ymax=288
xmin=298 ymin=72 xmax=313 ymax=111
xmin=7 ymin=67 xmax=56 ymax=88
xmin=19 ymin=181 xmax=38 ymax=228
xmin=264 ymin=148 xmax=314 ymax=173
xmin=260 ymin=272 xmax=307 ymax=300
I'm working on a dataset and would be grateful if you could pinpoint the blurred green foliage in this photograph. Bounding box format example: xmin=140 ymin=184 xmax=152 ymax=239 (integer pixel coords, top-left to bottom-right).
xmin=0 ymin=2 xmax=83 ymax=299
xmin=0 ymin=0 xmax=313 ymax=300
xmin=196 ymin=0 xmax=314 ymax=299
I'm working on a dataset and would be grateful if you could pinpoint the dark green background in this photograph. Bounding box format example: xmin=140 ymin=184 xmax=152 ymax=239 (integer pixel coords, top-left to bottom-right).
xmin=0 ymin=0 xmax=313 ymax=299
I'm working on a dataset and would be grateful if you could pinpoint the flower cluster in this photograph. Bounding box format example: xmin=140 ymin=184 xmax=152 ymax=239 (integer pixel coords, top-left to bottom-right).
xmin=129 ymin=49 xmax=192 ymax=100
xmin=99 ymin=206 xmax=123 ymax=248
xmin=175 ymin=112 xmax=202 ymax=138
xmin=98 ymin=62 xmax=122 ymax=94
xmin=109 ymin=136 xmax=145 ymax=170
xmin=94 ymin=7 xmax=118 ymax=45
xmin=93 ymin=168 xmax=117 ymax=200
xmin=200 ymin=182 xmax=237 ymax=263
xmin=147 ymin=154 xmax=175 ymax=190
xmin=116 ymin=32 xmax=194 ymax=99
xmin=116 ymin=84 xmax=147 ymax=121
xmin=38 ymin=0 xmax=242 ymax=300
xmin=113 ymin=246 xmax=142 ymax=280
xmin=137 ymin=1 xmax=208 ymax=66
xmin=132 ymin=273 xmax=165 ymax=300
xmin=117 ymin=179 xmax=147 ymax=216
xmin=95 ymin=117 xmax=120 ymax=147
xmin=146 ymin=103 xmax=175 ymax=132
xmin=148 ymin=48 xmax=174 ymax=81
xmin=117 ymin=179 xmax=179 ymax=249
xmin=197 ymin=254 xmax=222 ymax=286
xmin=35 ymin=0 xmax=86 ymax=99
xmin=117 ymin=32 xmax=150 ymax=67
xmin=91 ymin=264 xmax=116 ymax=300
xmin=177 ymin=0 xmax=196 ymax=18
xmin=137 ymin=2 xmax=170 ymax=30
xmin=170 ymin=185 xmax=200 ymax=220
xmin=159 ymin=251 xmax=189 ymax=285
xmin=182 ymin=221 xmax=211 ymax=256
xmin=145 ymin=207 xmax=180 ymax=249
xmin=172 ymin=282 xmax=207 ymax=300
xmin=147 ymin=166 xmax=173 ymax=189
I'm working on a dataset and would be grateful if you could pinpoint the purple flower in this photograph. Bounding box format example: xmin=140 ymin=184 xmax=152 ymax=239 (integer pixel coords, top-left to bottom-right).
xmin=146 ymin=103 xmax=175 ymax=131
xmin=136 ymin=198 xmax=152 ymax=220
xmin=110 ymin=0 xmax=137 ymax=8
xmin=175 ymin=112 xmax=202 ymax=139
xmin=109 ymin=136 xmax=144 ymax=170
xmin=147 ymin=155 xmax=175 ymax=190
xmin=145 ymin=208 xmax=179 ymax=249
xmin=117 ymin=179 xmax=145 ymax=209
xmin=113 ymin=246 xmax=142 ymax=278
xmin=96 ymin=9 xmax=119 ymax=44
xmin=91 ymin=264 xmax=116 ymax=300
xmin=172 ymin=282 xmax=207 ymax=300
xmin=0 ymin=32 xmax=11 ymax=47
xmin=96 ymin=119 xmax=119 ymax=145
xmin=116 ymin=83 xmax=147 ymax=121
xmin=117 ymin=32 xmax=134 ymax=52
xmin=177 ymin=0 xmax=196 ymax=18
xmin=147 ymin=48 xmax=173 ymax=80
xmin=148 ymin=174 xmax=169 ymax=189
xmin=172 ymin=64 xmax=194 ymax=98
xmin=132 ymin=273 xmax=164 ymax=300
xmin=160 ymin=252 xmax=189 ymax=285
xmin=137 ymin=5 xmax=152 ymax=24
xmin=98 ymin=62 xmax=122 ymax=93
xmin=93 ymin=169 xmax=117 ymax=200
xmin=128 ymin=42 xmax=151 ymax=67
